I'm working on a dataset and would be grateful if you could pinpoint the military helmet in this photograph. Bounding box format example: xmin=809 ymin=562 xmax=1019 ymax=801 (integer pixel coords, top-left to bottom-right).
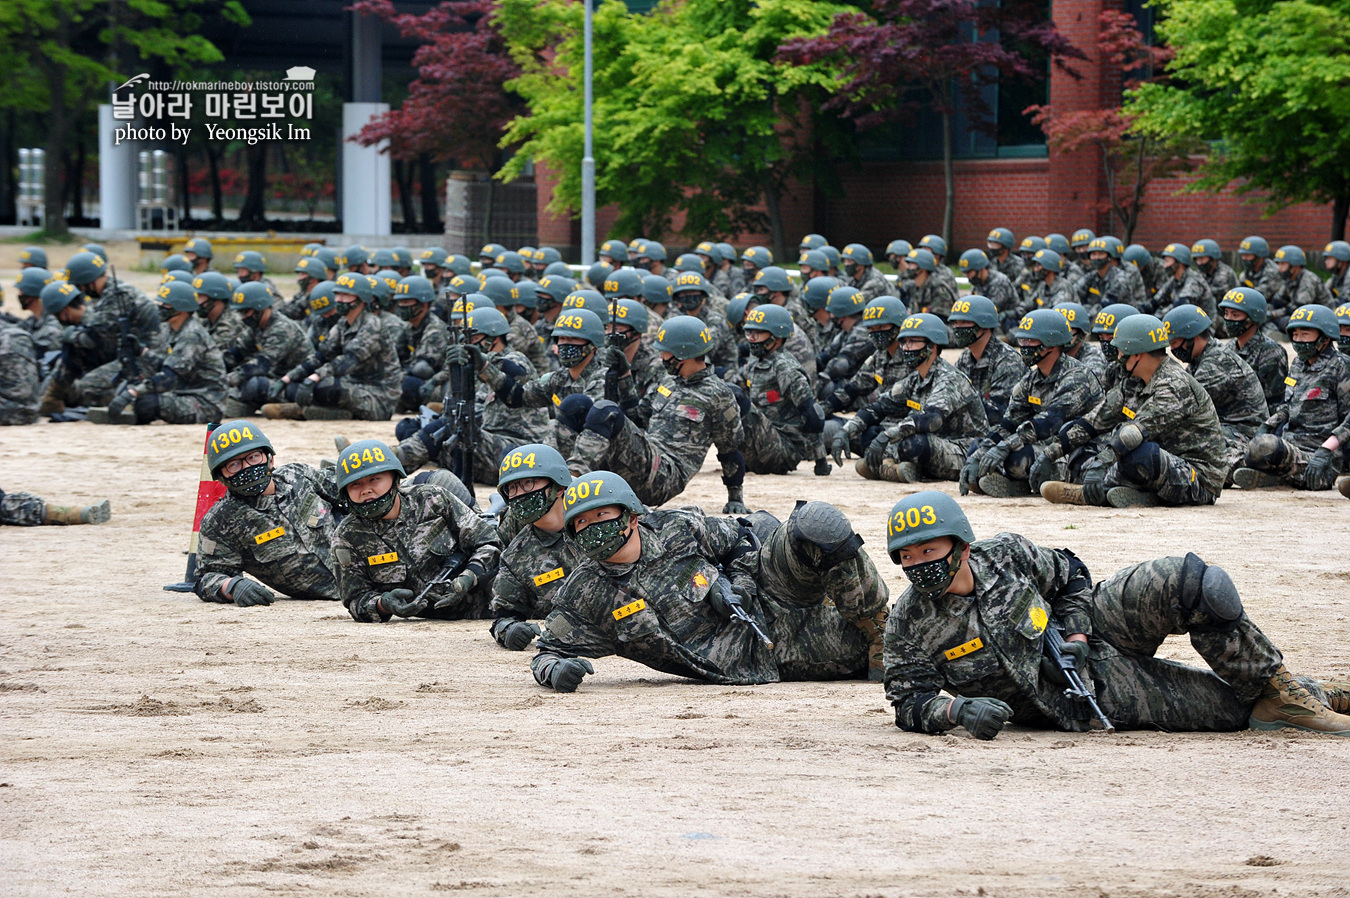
xmin=958 ymin=249 xmax=990 ymax=272
xmin=802 ymin=276 xmax=840 ymax=311
xmin=1190 ymin=238 xmax=1221 ymax=260
xmin=885 ymin=491 xmax=975 ymax=560
xmin=183 ymin=237 xmax=213 ymax=260
xmin=906 ymin=248 xmax=937 ymax=272
xmin=509 ymin=279 xmax=538 ymax=310
xmin=603 ymin=268 xmax=647 ymax=299
xmin=885 ymin=239 xmax=913 ymax=259
xmin=498 ymin=443 xmax=572 ymax=497
xmin=230 ymin=281 xmax=274 ymax=311
xmin=307 ymin=281 xmax=337 ymax=314
xmin=481 ymin=266 xmax=511 ymax=282
xmin=1275 ymin=245 xmax=1307 ymax=267
xmin=741 ymin=246 xmax=773 ymax=269
xmin=608 ymin=298 xmax=649 ymax=332
xmin=161 ymin=253 xmax=191 ymax=274
xmin=388 ymin=246 xmax=412 ymax=269
xmin=1045 ymin=233 xmax=1072 ymax=255
xmin=1111 ymin=313 xmax=1170 ymax=355
xmin=516 ymin=246 xmax=537 ymax=263
xmin=465 ymin=306 xmax=512 ymax=338
xmin=599 ymin=239 xmax=629 ymax=263
xmin=448 ymin=273 xmax=480 ymax=296
xmin=537 ymin=274 xmax=577 ymax=302
xmin=670 ymin=270 xmax=712 ymax=301
xmin=634 ymin=239 xmax=666 ymax=262
xmin=742 ymin=302 xmax=794 ymax=339
xmin=396 ymin=275 xmax=436 ymax=304
xmin=340 ymin=245 xmax=370 ymax=268
xmin=562 ymin=470 xmax=645 ymax=532
xmin=674 ymin=252 xmax=705 ymax=273
xmin=1159 ymin=243 xmax=1191 ymax=267
xmin=371 ymin=269 xmax=401 ymax=304
xmin=206 ymin=421 xmax=275 ymax=478
xmin=858 ymin=295 xmax=907 ymax=331
xmin=1163 ymin=304 xmax=1212 ymax=340
xmin=586 ymin=261 xmax=614 ymax=289
xmin=368 ymin=248 xmax=396 ymax=270
xmin=65 ymin=251 xmax=108 ymax=286
xmin=419 ymin=247 xmax=449 ymax=268
xmin=1070 ymin=228 xmax=1096 ymax=249
xmin=315 ymin=247 xmax=341 ymax=272
xmin=1015 ymin=308 xmax=1072 ymax=347
xmin=444 ymin=254 xmax=472 ymax=275
xmin=161 ymin=270 xmax=194 ymax=286
xmin=294 ymin=256 xmax=328 ymax=280
xmin=479 ymin=276 xmax=516 ymax=308
xmin=551 ymin=308 xmax=607 ymax=347
xmin=479 ymin=242 xmax=507 ymax=262
xmin=1122 ymin=244 xmax=1152 ymax=267
xmin=156 ymin=280 xmax=200 ymax=313
xmin=233 ymin=250 xmax=266 ymax=273
xmin=494 ymin=250 xmax=527 ymax=274
xmin=919 ymin=234 xmax=947 ymax=257
xmin=453 ymin=294 xmax=483 ymax=321
xmin=826 ymin=285 xmax=868 ymax=319
xmin=543 ymin=261 xmax=573 ymax=278
xmin=726 ymin=293 xmax=752 ymax=327
xmin=1336 ymin=302 xmax=1350 ymax=324
xmin=15 ymin=267 xmax=52 ymax=298
xmin=898 ymin=312 xmax=949 ymax=345
xmin=752 ymin=266 xmax=792 ymax=294
xmin=1052 ymin=301 xmax=1091 ymax=333
xmin=694 ymin=241 xmax=723 ymax=263
xmin=655 ymin=315 xmax=715 ymax=360
xmin=1218 ymin=286 xmax=1268 ymax=325
xmin=1238 ymin=236 xmax=1270 ymax=258
xmin=986 ymin=228 xmax=1015 ymax=250
xmin=798 ymin=249 xmax=830 ymax=272
xmin=1286 ymin=304 xmax=1339 ymax=339
xmin=536 ymin=246 xmax=562 ymax=267
xmin=640 ymin=273 xmax=674 ymax=307
xmin=301 ymin=242 xmax=323 ymax=257
xmin=1324 ymin=241 xmax=1350 ymax=263
xmin=40 ymin=282 xmax=83 ymax=315
xmin=334 ymin=271 xmax=375 ymax=302
xmin=842 ymin=243 xmax=874 ymax=267
xmin=948 ymin=295 xmax=999 ymax=330
xmin=1087 ymin=236 xmax=1124 ymax=260
xmin=1032 ymin=248 xmax=1065 ymax=273
xmin=1092 ymin=302 xmax=1139 ymax=336
xmin=81 ymin=242 xmax=108 ymax=258
xmin=1018 ymin=236 xmax=1047 ymax=256
xmin=335 ymin=439 xmax=405 ymax=494
xmin=18 ymin=246 xmax=48 ymax=267
xmin=715 ymin=242 xmax=736 ymax=263
xmin=799 ymin=233 xmax=828 ymax=252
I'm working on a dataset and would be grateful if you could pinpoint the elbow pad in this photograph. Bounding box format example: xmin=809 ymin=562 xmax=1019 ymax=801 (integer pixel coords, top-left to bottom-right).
xmin=798 ymin=400 xmax=825 ymax=433
xmin=854 ymin=405 xmax=881 ymax=431
xmin=909 ymin=410 xmax=944 ymax=434
xmin=1060 ymin=547 xmax=1093 ymax=595
xmin=717 ymin=449 xmax=746 ymax=488
xmin=1057 ymin=417 xmax=1096 ymax=454
xmin=408 ymin=359 xmax=436 ymax=381
xmin=1031 ymin=406 xmax=1067 ymax=441
xmin=825 ymin=356 xmax=854 ymax=381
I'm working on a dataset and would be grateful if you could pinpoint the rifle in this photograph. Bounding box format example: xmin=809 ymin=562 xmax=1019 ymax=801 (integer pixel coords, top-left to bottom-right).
xmin=415 ymin=549 xmax=469 ymax=607
xmin=445 ymin=314 xmax=477 ymax=500
xmin=1043 ymin=623 xmax=1114 ymax=733
xmin=713 ymin=570 xmax=774 ymax=649
xmin=105 ymin=315 xmax=143 ymax=417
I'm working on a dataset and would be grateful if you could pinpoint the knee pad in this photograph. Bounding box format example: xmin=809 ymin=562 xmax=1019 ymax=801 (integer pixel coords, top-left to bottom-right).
xmin=284 ymin=380 xmax=301 ymax=402
xmin=132 ymin=392 xmax=160 ymax=424
xmin=408 ymin=359 xmax=436 ymax=381
xmin=313 ymin=377 xmax=343 ymax=406
xmin=239 ymin=375 xmax=271 ymax=407
xmin=401 ymin=374 xmax=425 ymax=404
xmin=895 ymin=434 xmax=932 ymax=465
xmin=730 ymin=384 xmax=751 ymax=418
xmin=556 ymin=393 xmax=593 ymax=434
xmin=1121 ymin=440 xmax=1163 ymax=485
xmin=395 ymin=416 xmax=422 ymax=443
xmin=1177 ymin=551 xmax=1243 ymax=631
xmin=1005 ymin=445 xmax=1035 ymax=479
xmin=740 ymin=510 xmax=782 ymax=546
xmin=1246 ymin=433 xmax=1287 ymax=468
xmin=411 ymin=469 xmax=476 ymax=509
xmin=582 ymin=399 xmax=625 ymax=440
xmin=789 ymin=500 xmax=864 ymax=569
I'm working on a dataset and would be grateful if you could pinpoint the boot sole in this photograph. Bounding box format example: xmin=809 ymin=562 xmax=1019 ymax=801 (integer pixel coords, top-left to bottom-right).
xmin=978 ymin=473 xmax=1031 ymax=498
xmin=86 ymin=407 xmax=137 ymax=425
xmin=86 ymin=499 xmax=112 ymax=525
xmin=1233 ymin=469 xmax=1282 ymax=490
xmin=1248 ymin=716 xmax=1350 ymax=736
xmin=302 ymin=406 xmax=354 ymax=421
xmin=1107 ymin=487 xmax=1159 ymax=508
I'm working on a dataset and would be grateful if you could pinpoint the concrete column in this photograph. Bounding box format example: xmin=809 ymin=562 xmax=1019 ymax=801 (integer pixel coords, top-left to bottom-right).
xmin=341 ymin=103 xmax=390 ymax=236
xmin=98 ymin=104 xmax=138 ymax=230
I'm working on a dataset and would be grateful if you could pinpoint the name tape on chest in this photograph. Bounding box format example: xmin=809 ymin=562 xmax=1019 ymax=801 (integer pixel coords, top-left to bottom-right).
xmin=254 ymin=526 xmax=285 ymax=545
xmin=1027 ymin=396 xmax=1042 ymax=406
xmin=533 ymin=567 xmax=565 ymax=587
xmin=1121 ymin=406 xmax=1135 ymax=419
xmin=943 ymin=637 xmax=984 ymax=661
xmin=367 ymin=552 xmax=399 ymax=566
xmin=612 ymin=598 xmax=647 ymax=621
xmin=1284 ymin=376 xmax=1297 ymax=387
xmin=552 ymin=393 xmax=562 ymax=407
xmin=657 ymin=384 xmax=672 ymax=397
xmin=906 ymin=399 xmax=921 ymax=411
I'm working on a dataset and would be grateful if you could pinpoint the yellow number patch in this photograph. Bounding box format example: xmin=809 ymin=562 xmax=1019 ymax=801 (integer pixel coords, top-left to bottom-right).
xmin=209 ymin=425 xmax=257 ymax=456
xmin=254 ymin=527 xmax=285 ymax=545
xmin=943 ymin=637 xmax=984 ymax=661
xmin=612 ymin=598 xmax=647 ymax=621
xmin=1284 ymin=376 xmax=1297 ymax=387
xmin=533 ymin=567 xmax=565 ymax=587
xmin=1122 ymin=406 xmax=1136 ymax=419
xmin=367 ymin=552 xmax=399 ymax=565
xmin=657 ymin=385 xmax=672 ymax=397
xmin=887 ymin=504 xmax=939 ymax=537
xmin=552 ymin=393 xmax=562 ymax=407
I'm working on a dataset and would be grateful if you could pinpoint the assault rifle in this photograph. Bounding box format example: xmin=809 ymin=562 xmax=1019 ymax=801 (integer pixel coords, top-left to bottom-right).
xmin=1043 ymin=622 xmax=1114 ymax=733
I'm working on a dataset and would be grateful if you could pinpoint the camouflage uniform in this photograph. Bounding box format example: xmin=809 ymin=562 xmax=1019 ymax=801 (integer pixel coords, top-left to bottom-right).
xmin=1233 ymin=330 xmax=1289 ymax=411
xmin=975 ymin=354 xmax=1104 ymax=484
xmin=850 ymin=267 xmax=898 ymax=304
xmin=1021 ymin=276 xmax=1073 ymax=317
xmin=738 ymin=350 xmax=825 ymax=474
xmin=849 ymin=358 xmax=989 ymax=479
xmin=1074 ymin=265 xmax=1131 ymax=315
xmin=333 ymin=482 xmax=501 ymax=622
xmin=0 ymin=488 xmax=46 ymax=525
xmin=397 ymin=313 xmax=451 ymax=412
xmin=1153 ymin=268 xmax=1216 ymax=319
xmin=0 ymin=321 xmax=40 ymax=425
xmin=784 ymin=322 xmax=818 ymax=379
xmin=305 ymin=311 xmax=340 ymax=350
xmin=1199 ymin=261 xmax=1239 ymax=306
xmin=291 ymin=309 xmax=402 ymax=420
xmin=204 ymin=307 xmax=251 ymax=370
xmin=225 ymin=313 xmax=312 ymax=416
xmin=51 ymin=279 xmax=163 ymax=405
xmin=991 ymin=252 xmax=1024 ymax=283
xmin=1120 ymin=262 xmax=1148 ymax=307
xmin=571 ymin=367 xmax=743 ymax=506
xmin=277 ymin=286 xmax=313 ymax=321
xmin=486 ymin=353 xmax=612 ymax=457
xmin=507 ymin=309 xmax=549 ymax=372
xmin=135 ymin=316 xmax=228 ymax=423
xmin=973 ymin=270 xmax=1018 ymax=326
xmin=815 ymin=326 xmax=875 ymax=403
xmin=909 ymin=275 xmax=958 ymax=320
xmin=693 ymin=304 xmax=740 ymax=373
xmin=490 ymin=523 xmax=584 ymax=645
xmin=21 ymin=312 xmax=64 ymax=357
xmin=1185 ymin=340 xmax=1267 ymax=472
xmin=532 ymin=507 xmax=884 ymax=686
xmin=956 ymin=337 xmax=1024 ymax=423
xmin=1245 ymin=347 xmax=1350 ymax=487
xmin=1272 ymin=271 xmax=1335 ymax=322
xmin=379 ymin=312 xmax=414 ymax=366
xmin=886 ymin=536 xmax=1293 ymax=734
xmin=254 ymin=276 xmax=285 ymax=304
xmin=1065 ymin=340 xmax=1107 ymax=381
xmin=1237 ymin=259 xmax=1284 ymax=303
xmin=628 ymin=341 xmax=664 ymax=400
xmin=196 ymin=463 xmax=342 ymax=602
xmin=1329 ymin=267 xmax=1349 ymax=303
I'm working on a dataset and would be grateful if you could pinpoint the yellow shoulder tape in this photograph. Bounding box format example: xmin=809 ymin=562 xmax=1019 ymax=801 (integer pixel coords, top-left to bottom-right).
xmin=367 ymin=552 xmax=399 ymax=565
xmin=1029 ymin=607 xmax=1047 ymax=634
xmin=657 ymin=384 xmax=672 ymax=397
xmin=943 ymin=637 xmax=984 ymax=661
xmin=254 ymin=526 xmax=285 ymax=545
xmin=1027 ymin=396 xmax=1042 ymax=406
xmin=906 ymin=399 xmax=921 ymax=410
xmin=612 ymin=598 xmax=647 ymax=621
xmin=551 ymin=394 xmax=562 ymax=407
xmin=533 ymin=567 xmax=565 ymax=587
xmin=1284 ymin=376 xmax=1297 ymax=387
xmin=1122 ymin=406 xmax=1135 ymax=419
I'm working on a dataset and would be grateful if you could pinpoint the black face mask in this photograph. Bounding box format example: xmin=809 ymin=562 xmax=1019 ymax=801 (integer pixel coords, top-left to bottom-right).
xmin=572 ymin=515 xmax=632 ymax=562
xmin=1100 ymin=340 xmax=1119 ymax=364
xmin=349 ymin=484 xmax=398 ymax=519
xmin=1338 ymin=334 xmax=1350 ymax=355
xmin=224 ymin=461 xmax=272 ymax=498
xmin=902 ymin=543 xmax=963 ymax=597
xmin=951 ymin=325 xmax=980 ymax=348
xmin=1172 ymin=339 xmax=1196 ymax=364
xmin=1216 ymin=317 xmax=1244 ymax=339
xmin=634 ymin=259 xmax=653 ymax=271
xmin=240 ymin=311 xmax=261 ymax=332
xmin=748 ymin=339 xmax=775 ymax=359
xmin=508 ymin=484 xmax=560 ymax=526
xmin=900 ymin=346 xmax=929 ymax=369
xmin=1019 ymin=344 xmax=1048 ymax=367
xmin=558 ymin=343 xmax=593 ymax=367
xmin=1293 ymin=339 xmax=1323 ymax=362
xmin=159 ymin=304 xmax=179 ymax=322
xmin=662 ymin=355 xmax=685 ymax=376
xmin=1280 ymin=268 xmax=1295 ymax=281
xmin=675 ymin=293 xmax=703 ymax=313
xmin=1094 ymin=256 xmax=1110 ymax=271
xmin=870 ymin=328 xmax=897 ymax=352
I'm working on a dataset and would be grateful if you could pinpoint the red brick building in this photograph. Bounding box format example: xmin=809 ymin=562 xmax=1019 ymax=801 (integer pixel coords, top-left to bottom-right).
xmin=536 ymin=0 xmax=1338 ymax=258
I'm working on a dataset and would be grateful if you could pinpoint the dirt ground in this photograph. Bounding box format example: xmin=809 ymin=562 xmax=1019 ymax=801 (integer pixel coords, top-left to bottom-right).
xmin=3 ymin=241 xmax=1350 ymax=897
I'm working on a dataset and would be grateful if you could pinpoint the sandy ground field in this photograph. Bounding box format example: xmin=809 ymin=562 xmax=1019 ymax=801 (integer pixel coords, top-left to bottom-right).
xmin=2 ymin=241 xmax=1350 ymax=897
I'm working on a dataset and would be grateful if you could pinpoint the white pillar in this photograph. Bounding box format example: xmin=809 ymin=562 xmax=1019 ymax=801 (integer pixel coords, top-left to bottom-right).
xmin=98 ymin=104 xmax=138 ymax=230
xmin=341 ymin=102 xmax=390 ymax=236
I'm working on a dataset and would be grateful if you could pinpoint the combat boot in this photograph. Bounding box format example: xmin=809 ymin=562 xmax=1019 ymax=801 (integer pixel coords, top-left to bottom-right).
xmin=978 ymin=473 xmax=1031 ymax=498
xmin=44 ymin=499 xmax=111 ymax=526
xmin=814 ymin=458 xmax=832 ymax=476
xmin=262 ymin=402 xmax=304 ymax=420
xmin=1320 ymin=682 xmax=1350 ymax=714
xmin=854 ymin=458 xmax=878 ymax=480
xmin=1337 ymin=476 xmax=1350 ymax=500
xmin=38 ymin=378 xmax=65 ymax=416
xmin=853 ymin=610 xmax=889 ymax=682
xmin=1107 ymin=486 xmax=1159 ymax=508
xmin=1041 ymin=481 xmax=1086 ymax=505
xmin=1232 ymin=467 xmax=1282 ymax=489
xmin=1249 ymin=665 xmax=1350 ymax=735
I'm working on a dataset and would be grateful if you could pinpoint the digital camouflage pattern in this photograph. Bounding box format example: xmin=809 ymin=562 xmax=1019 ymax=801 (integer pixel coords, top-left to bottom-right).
xmin=974 ymin=270 xmax=1018 ymax=323
xmin=506 ymin=308 xmax=549 ymax=371
xmin=204 ymin=307 xmax=250 ymax=369
xmin=21 ymin=312 xmax=64 ymax=357
xmin=1261 ymin=347 xmax=1350 ymax=452
xmin=992 ymin=252 xmax=1024 ymax=283
xmin=136 ymin=315 xmax=227 ymax=423
xmin=1153 ymin=267 xmax=1216 ymax=319
xmin=975 ymin=354 xmax=1103 ymax=481
xmin=1198 ymin=260 xmax=1239 ymax=305
xmin=1075 ymin=265 xmax=1131 ymax=314
xmin=225 ymin=312 xmax=312 ymax=415
xmin=294 ymin=308 xmax=402 ymax=420
xmin=0 ymin=488 xmax=45 ymax=525
xmin=1120 ymin=262 xmax=1148 ymax=307
xmin=196 ymin=463 xmax=343 ymax=602
xmin=1232 ymin=329 xmax=1289 ymax=411
xmin=908 ymin=274 xmax=958 ymax=320
xmin=333 ymin=482 xmax=501 ymax=622
xmin=1272 ymin=270 xmax=1335 ymax=318
xmin=692 ymin=304 xmax=740 ymax=371
xmin=1238 ymin=259 xmax=1284 ymax=303
xmin=1185 ymin=340 xmax=1267 ymax=471
xmin=1066 ymin=340 xmax=1107 ymax=381
xmin=739 ymin=349 xmax=824 ymax=474
xmin=1020 ymin=275 xmax=1073 ymax=318
xmin=0 ymin=321 xmax=40 ymax=425
xmin=490 ymin=522 xmax=583 ymax=641
xmin=956 ymin=336 xmax=1024 ymax=423
xmin=849 ymin=267 xmax=898 ymax=304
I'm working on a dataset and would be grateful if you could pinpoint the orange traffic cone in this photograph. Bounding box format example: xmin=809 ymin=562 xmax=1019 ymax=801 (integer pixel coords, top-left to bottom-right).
xmin=163 ymin=423 xmax=229 ymax=593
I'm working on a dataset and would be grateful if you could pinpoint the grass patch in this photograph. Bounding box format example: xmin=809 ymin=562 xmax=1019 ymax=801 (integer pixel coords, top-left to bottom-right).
xmin=2 ymin=229 xmax=82 ymax=245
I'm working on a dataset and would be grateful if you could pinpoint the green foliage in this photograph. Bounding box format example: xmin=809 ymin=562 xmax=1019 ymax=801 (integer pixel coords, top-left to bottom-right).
xmin=1127 ymin=0 xmax=1350 ymax=223
xmin=497 ymin=0 xmax=846 ymax=241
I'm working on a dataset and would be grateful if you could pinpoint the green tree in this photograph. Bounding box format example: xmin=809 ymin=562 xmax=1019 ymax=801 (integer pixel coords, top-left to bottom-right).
xmin=0 ymin=0 xmax=248 ymax=237
xmin=1127 ymin=0 xmax=1350 ymax=240
xmin=496 ymin=0 xmax=847 ymax=258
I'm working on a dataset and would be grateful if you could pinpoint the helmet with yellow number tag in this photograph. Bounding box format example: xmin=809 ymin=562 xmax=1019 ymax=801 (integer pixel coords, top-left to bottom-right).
xmin=207 ymin=420 xmax=275 ymax=481
xmin=498 ymin=443 xmax=573 ymax=524
xmin=655 ymin=315 xmax=714 ymax=360
xmin=885 ymin=491 xmax=975 ymax=559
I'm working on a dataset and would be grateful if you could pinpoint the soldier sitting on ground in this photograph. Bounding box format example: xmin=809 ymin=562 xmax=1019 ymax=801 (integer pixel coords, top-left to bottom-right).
xmin=735 ymin=304 xmax=829 ymax=476
xmin=882 ymin=491 xmax=1350 ymax=739
xmin=221 ymin=283 xmax=312 ymax=418
xmin=0 ymin=319 xmax=40 ymax=425
xmin=1053 ymin=301 xmax=1107 ymax=380
xmin=950 ymin=295 xmax=1024 ymax=423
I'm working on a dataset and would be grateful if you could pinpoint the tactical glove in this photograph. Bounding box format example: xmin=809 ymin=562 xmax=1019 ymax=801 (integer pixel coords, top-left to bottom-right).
xmin=496 ymin=619 xmax=542 ymax=651
xmin=864 ymin=432 xmax=889 ymax=472
xmin=378 ymin=588 xmax=426 ymax=618
xmin=294 ymin=379 xmax=316 ymax=407
xmin=229 ymin=578 xmax=275 ymax=607
xmin=1303 ymin=446 xmax=1338 ymax=490
xmin=548 ymin=657 xmax=594 ymax=693
xmin=432 ymin=572 xmax=478 ymax=610
xmin=958 ymin=454 xmax=982 ymax=496
xmin=830 ymin=430 xmax=851 ymax=468
xmin=949 ymin=696 xmax=1013 ymax=741
xmin=977 ymin=442 xmax=1011 ymax=479
xmin=1039 ymin=638 xmax=1089 ymax=686
xmin=1028 ymin=450 xmax=1059 ymax=495
xmin=603 ymin=345 xmax=630 ymax=376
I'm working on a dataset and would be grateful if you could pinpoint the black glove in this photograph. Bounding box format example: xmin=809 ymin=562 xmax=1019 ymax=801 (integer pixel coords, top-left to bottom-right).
xmin=1304 ymin=446 xmax=1337 ymax=490
xmin=1040 ymin=638 xmax=1090 ymax=686
xmin=1028 ymin=447 xmax=1061 ymax=495
xmin=267 ymin=379 xmax=287 ymax=402
xmin=864 ymin=432 xmax=889 ymax=472
xmin=548 ymin=658 xmax=594 ymax=693
xmin=408 ymin=359 xmax=436 ymax=381
xmin=603 ymin=344 xmax=630 ymax=376
xmin=419 ymin=378 xmax=440 ymax=402
xmin=106 ymin=385 xmax=134 ymax=418
xmin=498 ymin=619 xmax=542 ymax=651
xmin=446 ymin=344 xmax=485 ymax=371
xmin=118 ymin=331 xmax=142 ymax=360
xmin=958 ymin=454 xmax=981 ymax=496
xmin=831 ymin=430 xmax=851 ymax=468
xmin=65 ymin=327 xmax=97 ymax=350
xmin=229 ymin=578 xmax=275 ymax=607
xmin=949 ymin=696 xmax=1013 ymax=740
xmin=977 ymin=442 xmax=1011 ymax=479
xmin=378 ymin=588 xmax=426 ymax=618
xmin=432 ymin=572 xmax=478 ymax=610
xmin=294 ymin=379 xmax=316 ymax=406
